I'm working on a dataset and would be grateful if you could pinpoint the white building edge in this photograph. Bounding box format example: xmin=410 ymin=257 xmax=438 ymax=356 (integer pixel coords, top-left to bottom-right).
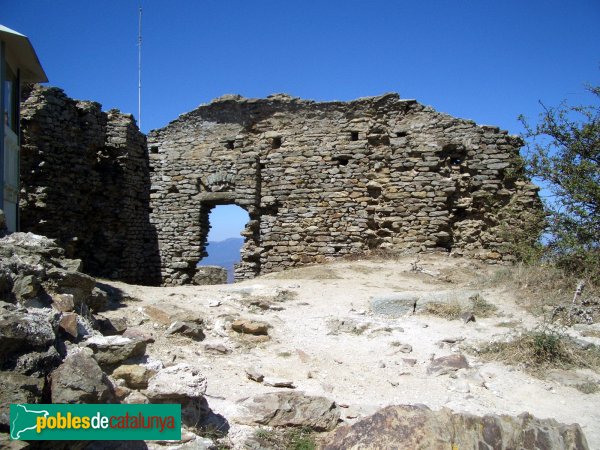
xmin=0 ymin=24 xmax=47 ymax=232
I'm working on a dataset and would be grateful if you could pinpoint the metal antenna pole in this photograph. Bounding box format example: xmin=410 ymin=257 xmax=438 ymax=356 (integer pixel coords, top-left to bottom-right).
xmin=138 ymin=5 xmax=142 ymax=129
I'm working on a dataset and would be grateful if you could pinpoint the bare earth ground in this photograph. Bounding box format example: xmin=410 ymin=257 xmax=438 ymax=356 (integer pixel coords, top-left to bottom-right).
xmin=102 ymin=254 xmax=600 ymax=448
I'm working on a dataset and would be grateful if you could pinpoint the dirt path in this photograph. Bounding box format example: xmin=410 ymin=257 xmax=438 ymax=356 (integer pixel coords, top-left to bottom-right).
xmin=102 ymin=254 xmax=600 ymax=448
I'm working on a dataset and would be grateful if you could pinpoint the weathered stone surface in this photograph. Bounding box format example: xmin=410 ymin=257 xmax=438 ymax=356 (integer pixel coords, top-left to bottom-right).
xmin=47 ymin=268 xmax=96 ymax=310
xmin=321 ymin=404 xmax=589 ymax=450
xmin=372 ymin=290 xmax=479 ymax=317
xmin=95 ymin=314 xmax=128 ymax=336
xmin=236 ymin=391 xmax=340 ymax=431
xmin=11 ymin=275 xmax=40 ymax=303
xmin=51 ymin=348 xmax=115 ymax=403
xmin=20 ymin=85 xmax=160 ymax=285
xmin=0 ymin=371 xmax=44 ymax=428
xmin=58 ymin=312 xmax=79 ymax=339
xmin=145 ymin=363 xmax=207 ymax=401
xmin=0 ymin=308 xmax=56 ymax=358
xmin=166 ymin=320 xmax=205 ymax=340
xmin=143 ymin=303 xmax=200 ymax=326
xmin=0 ymin=232 xmax=99 ymax=311
xmin=144 ymin=94 xmax=541 ymax=285
xmin=371 ymin=293 xmax=420 ymax=316
xmin=427 ymin=354 xmax=470 ymax=376
xmin=123 ymin=390 xmax=150 ymax=404
xmin=12 ymin=346 xmax=61 ymax=377
xmin=88 ymin=287 xmax=109 ymax=312
xmin=204 ymin=342 xmax=230 ymax=354
xmin=245 ymin=366 xmax=264 ymax=383
xmin=232 ymin=319 xmax=269 ymax=336
xmin=145 ymin=363 xmax=209 ymax=427
xmin=193 ymin=266 xmax=228 ymax=285
xmin=263 ymin=377 xmax=296 ymax=389
xmin=20 ymin=88 xmax=542 ymax=286
xmin=83 ymin=335 xmax=147 ymax=369
xmin=51 ymin=293 xmax=75 ymax=312
xmin=111 ymin=364 xmax=156 ymax=389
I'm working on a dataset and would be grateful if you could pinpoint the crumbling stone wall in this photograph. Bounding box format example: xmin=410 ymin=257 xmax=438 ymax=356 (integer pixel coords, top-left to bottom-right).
xmin=19 ymin=85 xmax=160 ymax=285
xmin=148 ymin=93 xmax=541 ymax=285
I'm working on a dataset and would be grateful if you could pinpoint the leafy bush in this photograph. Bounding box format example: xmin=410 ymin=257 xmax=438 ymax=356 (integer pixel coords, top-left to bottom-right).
xmin=519 ymin=84 xmax=600 ymax=281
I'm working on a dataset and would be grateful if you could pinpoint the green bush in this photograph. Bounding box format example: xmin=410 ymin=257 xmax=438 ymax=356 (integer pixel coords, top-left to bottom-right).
xmin=519 ymin=84 xmax=600 ymax=282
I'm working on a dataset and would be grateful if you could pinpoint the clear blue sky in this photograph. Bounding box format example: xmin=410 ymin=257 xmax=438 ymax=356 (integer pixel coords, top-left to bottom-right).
xmin=4 ymin=0 xmax=599 ymax=241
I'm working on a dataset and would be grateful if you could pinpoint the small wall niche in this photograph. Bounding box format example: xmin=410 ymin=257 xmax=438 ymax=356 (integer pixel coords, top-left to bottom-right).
xmin=333 ymin=155 xmax=350 ymax=166
xmin=350 ymin=131 xmax=359 ymax=141
xmin=225 ymin=140 xmax=235 ymax=150
xmin=271 ymin=136 xmax=282 ymax=149
xmin=441 ymin=143 xmax=467 ymax=168
xmin=150 ymin=146 xmax=159 ymax=154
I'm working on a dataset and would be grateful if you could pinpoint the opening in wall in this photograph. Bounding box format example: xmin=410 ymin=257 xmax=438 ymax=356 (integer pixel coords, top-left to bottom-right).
xmin=271 ymin=136 xmax=282 ymax=149
xmin=198 ymin=204 xmax=249 ymax=283
xmin=225 ymin=140 xmax=235 ymax=149
xmin=335 ymin=156 xmax=350 ymax=166
xmin=350 ymin=131 xmax=359 ymax=141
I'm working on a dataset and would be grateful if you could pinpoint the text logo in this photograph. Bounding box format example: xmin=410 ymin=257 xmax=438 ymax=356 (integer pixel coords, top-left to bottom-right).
xmin=10 ymin=404 xmax=181 ymax=440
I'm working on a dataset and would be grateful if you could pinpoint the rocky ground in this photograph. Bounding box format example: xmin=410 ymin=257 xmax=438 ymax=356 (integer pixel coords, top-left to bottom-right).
xmin=1 ymin=230 xmax=599 ymax=449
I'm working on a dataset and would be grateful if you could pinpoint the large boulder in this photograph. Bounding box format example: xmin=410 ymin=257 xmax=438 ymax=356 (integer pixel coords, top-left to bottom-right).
xmin=236 ymin=391 xmax=340 ymax=431
xmin=371 ymin=290 xmax=479 ymax=317
xmin=83 ymin=335 xmax=147 ymax=370
xmin=145 ymin=363 xmax=209 ymax=428
xmin=47 ymin=268 xmax=96 ymax=311
xmin=0 ymin=232 xmax=101 ymax=311
xmin=50 ymin=348 xmax=115 ymax=403
xmin=321 ymin=404 xmax=589 ymax=450
xmin=0 ymin=307 xmax=56 ymax=363
xmin=0 ymin=371 xmax=44 ymax=429
xmin=12 ymin=346 xmax=62 ymax=377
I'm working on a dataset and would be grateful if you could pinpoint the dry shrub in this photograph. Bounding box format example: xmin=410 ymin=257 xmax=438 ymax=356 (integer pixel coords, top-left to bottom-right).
xmin=475 ymin=327 xmax=600 ymax=376
xmin=253 ymin=427 xmax=316 ymax=450
xmin=484 ymin=263 xmax=598 ymax=323
xmin=424 ymin=294 xmax=497 ymax=320
xmin=470 ymin=294 xmax=498 ymax=317
xmin=424 ymin=301 xmax=463 ymax=320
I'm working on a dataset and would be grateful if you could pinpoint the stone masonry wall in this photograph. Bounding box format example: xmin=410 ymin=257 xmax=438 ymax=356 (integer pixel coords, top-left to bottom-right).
xmin=19 ymin=85 xmax=160 ymax=285
xmin=148 ymin=93 xmax=541 ymax=285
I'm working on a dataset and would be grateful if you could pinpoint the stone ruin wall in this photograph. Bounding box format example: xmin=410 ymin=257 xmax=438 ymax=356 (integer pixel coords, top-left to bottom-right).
xmin=147 ymin=93 xmax=541 ymax=285
xmin=19 ymin=85 xmax=160 ymax=285
xmin=17 ymin=87 xmax=541 ymax=286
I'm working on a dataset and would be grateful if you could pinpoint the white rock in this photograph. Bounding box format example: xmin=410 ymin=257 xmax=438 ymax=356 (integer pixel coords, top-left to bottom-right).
xmin=146 ymin=363 xmax=207 ymax=400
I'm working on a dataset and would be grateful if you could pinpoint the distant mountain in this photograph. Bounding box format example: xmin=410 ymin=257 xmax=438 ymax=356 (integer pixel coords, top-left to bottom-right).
xmin=197 ymin=237 xmax=244 ymax=283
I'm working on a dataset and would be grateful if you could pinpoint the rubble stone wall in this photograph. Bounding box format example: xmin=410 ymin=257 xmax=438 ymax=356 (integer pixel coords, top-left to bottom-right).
xmin=148 ymin=93 xmax=541 ymax=285
xmin=19 ymin=85 xmax=160 ymax=285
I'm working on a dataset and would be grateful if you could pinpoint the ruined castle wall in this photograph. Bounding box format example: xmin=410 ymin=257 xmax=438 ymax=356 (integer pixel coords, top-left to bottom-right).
xmin=19 ymin=85 xmax=160 ymax=284
xmin=148 ymin=93 xmax=541 ymax=285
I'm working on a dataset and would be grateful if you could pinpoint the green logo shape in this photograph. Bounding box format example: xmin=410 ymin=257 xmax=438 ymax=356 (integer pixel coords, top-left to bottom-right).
xmin=10 ymin=404 xmax=181 ymax=441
